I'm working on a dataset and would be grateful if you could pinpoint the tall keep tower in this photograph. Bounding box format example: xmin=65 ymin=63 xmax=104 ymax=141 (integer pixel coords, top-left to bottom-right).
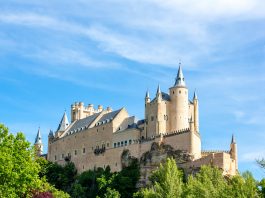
xmin=34 ymin=127 xmax=43 ymax=156
xmin=169 ymin=64 xmax=189 ymax=131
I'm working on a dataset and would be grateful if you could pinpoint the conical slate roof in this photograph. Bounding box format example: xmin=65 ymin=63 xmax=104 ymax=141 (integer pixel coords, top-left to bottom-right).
xmin=193 ymin=90 xmax=198 ymax=100
xmin=156 ymin=84 xmax=161 ymax=96
xmin=231 ymin=134 xmax=236 ymax=144
xmin=35 ymin=127 xmax=42 ymax=144
xmin=145 ymin=90 xmax=150 ymax=98
xmin=57 ymin=112 xmax=69 ymax=132
xmin=174 ymin=64 xmax=186 ymax=87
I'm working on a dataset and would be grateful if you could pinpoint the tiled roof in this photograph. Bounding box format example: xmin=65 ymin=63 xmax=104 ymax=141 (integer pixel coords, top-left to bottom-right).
xmin=162 ymin=92 xmax=170 ymax=101
xmin=96 ymin=109 xmax=122 ymax=125
xmin=151 ymin=92 xmax=171 ymax=103
xmin=68 ymin=113 xmax=100 ymax=133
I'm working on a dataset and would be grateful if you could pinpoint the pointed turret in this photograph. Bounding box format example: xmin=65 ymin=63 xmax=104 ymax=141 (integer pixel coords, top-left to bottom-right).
xmin=57 ymin=111 xmax=69 ymax=132
xmin=231 ymin=134 xmax=236 ymax=144
xmin=230 ymin=134 xmax=238 ymax=170
xmin=48 ymin=129 xmax=54 ymax=138
xmin=146 ymin=90 xmax=150 ymax=98
xmin=35 ymin=127 xmax=42 ymax=144
xmin=34 ymin=127 xmax=43 ymax=156
xmin=174 ymin=64 xmax=186 ymax=87
xmin=156 ymin=84 xmax=162 ymax=101
xmin=193 ymin=90 xmax=198 ymax=100
xmin=156 ymin=84 xmax=161 ymax=96
xmin=145 ymin=89 xmax=150 ymax=104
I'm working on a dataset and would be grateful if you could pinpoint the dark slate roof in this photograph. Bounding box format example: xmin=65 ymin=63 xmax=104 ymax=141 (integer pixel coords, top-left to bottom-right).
xmin=137 ymin=119 xmax=145 ymax=125
xmin=96 ymin=109 xmax=122 ymax=125
xmin=151 ymin=92 xmax=171 ymax=103
xmin=162 ymin=92 xmax=170 ymax=101
xmin=68 ymin=113 xmax=100 ymax=133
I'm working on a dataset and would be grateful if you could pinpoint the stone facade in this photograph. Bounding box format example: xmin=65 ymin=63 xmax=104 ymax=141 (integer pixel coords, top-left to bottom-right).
xmin=44 ymin=65 xmax=238 ymax=176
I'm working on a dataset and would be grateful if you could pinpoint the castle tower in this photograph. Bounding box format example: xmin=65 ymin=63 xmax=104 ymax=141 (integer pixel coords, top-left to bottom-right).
xmin=57 ymin=111 xmax=69 ymax=132
xmin=230 ymin=135 xmax=238 ymax=170
xmin=34 ymin=127 xmax=43 ymax=156
xmin=156 ymin=85 xmax=163 ymax=135
xmin=48 ymin=130 xmax=54 ymax=159
xmin=193 ymin=91 xmax=199 ymax=132
xmin=169 ymin=64 xmax=189 ymax=131
xmin=145 ymin=90 xmax=150 ymax=104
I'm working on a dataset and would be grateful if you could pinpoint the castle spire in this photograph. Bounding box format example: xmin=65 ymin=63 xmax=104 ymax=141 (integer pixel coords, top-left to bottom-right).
xmin=193 ymin=90 xmax=198 ymax=100
xmin=57 ymin=111 xmax=69 ymax=132
xmin=174 ymin=63 xmax=186 ymax=87
xmin=34 ymin=127 xmax=43 ymax=156
xmin=156 ymin=84 xmax=161 ymax=96
xmin=145 ymin=89 xmax=150 ymax=98
xmin=231 ymin=134 xmax=236 ymax=144
xmin=35 ymin=127 xmax=42 ymax=144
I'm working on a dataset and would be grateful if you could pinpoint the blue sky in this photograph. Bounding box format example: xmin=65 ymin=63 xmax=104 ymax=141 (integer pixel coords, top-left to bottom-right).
xmin=0 ymin=0 xmax=265 ymax=179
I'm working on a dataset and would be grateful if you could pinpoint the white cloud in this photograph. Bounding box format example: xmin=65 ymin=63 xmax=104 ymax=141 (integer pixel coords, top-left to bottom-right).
xmin=241 ymin=151 xmax=265 ymax=162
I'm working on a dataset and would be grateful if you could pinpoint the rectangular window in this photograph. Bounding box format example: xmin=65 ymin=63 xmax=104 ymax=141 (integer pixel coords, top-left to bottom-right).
xmin=62 ymin=154 xmax=64 ymax=159
xmin=114 ymin=143 xmax=117 ymax=148
xmin=129 ymin=140 xmax=132 ymax=144
xmin=83 ymin=148 xmax=86 ymax=153
xmin=121 ymin=141 xmax=124 ymax=146
xmin=75 ymin=150 xmax=77 ymax=155
xmin=151 ymin=116 xmax=154 ymax=121
xmin=55 ymin=155 xmax=57 ymax=160
xmin=118 ymin=142 xmax=120 ymax=147
xmin=107 ymin=143 xmax=110 ymax=147
xmin=125 ymin=140 xmax=127 ymax=146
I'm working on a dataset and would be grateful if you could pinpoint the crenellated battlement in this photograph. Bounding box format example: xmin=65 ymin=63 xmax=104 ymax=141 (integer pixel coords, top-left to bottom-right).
xmin=71 ymin=102 xmax=112 ymax=122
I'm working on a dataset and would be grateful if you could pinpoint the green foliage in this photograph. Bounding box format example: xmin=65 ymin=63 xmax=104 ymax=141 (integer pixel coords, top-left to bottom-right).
xmin=0 ymin=124 xmax=69 ymax=198
xmin=38 ymin=159 xmax=77 ymax=193
xmin=257 ymin=159 xmax=265 ymax=169
xmin=103 ymin=187 xmax=121 ymax=198
xmin=137 ymin=158 xmax=184 ymax=198
xmin=70 ymin=159 xmax=140 ymax=198
xmin=184 ymin=165 xmax=230 ymax=198
xmin=259 ymin=179 xmax=265 ymax=198
xmin=227 ymin=172 xmax=259 ymax=198
xmin=0 ymin=124 xmax=41 ymax=197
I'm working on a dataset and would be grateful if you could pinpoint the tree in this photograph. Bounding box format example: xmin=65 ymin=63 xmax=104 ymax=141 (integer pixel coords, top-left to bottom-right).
xmin=136 ymin=158 xmax=184 ymax=198
xmin=257 ymin=159 xmax=265 ymax=170
xmin=37 ymin=159 xmax=77 ymax=194
xmin=103 ymin=187 xmax=121 ymax=198
xmin=184 ymin=165 xmax=230 ymax=198
xmin=0 ymin=124 xmax=70 ymax=198
xmin=0 ymin=124 xmax=41 ymax=197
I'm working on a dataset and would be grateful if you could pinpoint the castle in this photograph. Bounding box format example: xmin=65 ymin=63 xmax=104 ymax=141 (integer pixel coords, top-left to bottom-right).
xmin=35 ymin=65 xmax=238 ymax=176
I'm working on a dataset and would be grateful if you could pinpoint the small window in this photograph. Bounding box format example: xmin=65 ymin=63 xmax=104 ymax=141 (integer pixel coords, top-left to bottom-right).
xmin=129 ymin=140 xmax=132 ymax=144
xmin=118 ymin=142 xmax=120 ymax=147
xmin=107 ymin=142 xmax=109 ymax=147
xmin=114 ymin=143 xmax=117 ymax=148
xmin=173 ymin=91 xmax=175 ymax=94
xmin=125 ymin=140 xmax=127 ymax=146
xmin=83 ymin=148 xmax=86 ymax=153
xmin=55 ymin=155 xmax=57 ymax=160
xmin=68 ymin=153 xmax=70 ymax=157
xmin=75 ymin=150 xmax=77 ymax=155
xmin=179 ymin=90 xmax=181 ymax=94
xmin=121 ymin=141 xmax=124 ymax=146
xmin=151 ymin=116 xmax=154 ymax=121
xmin=62 ymin=154 xmax=64 ymax=158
